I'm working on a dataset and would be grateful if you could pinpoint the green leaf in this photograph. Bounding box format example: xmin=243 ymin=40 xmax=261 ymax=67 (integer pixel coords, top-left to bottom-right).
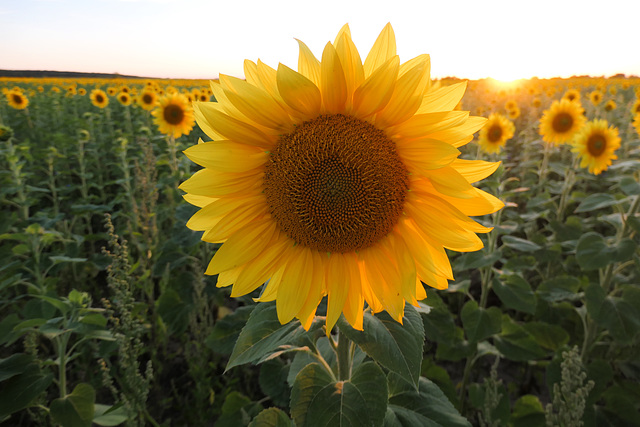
xmin=619 ymin=176 xmax=640 ymax=196
xmin=0 ymin=353 xmax=34 ymax=382
xmin=492 ymin=276 xmax=536 ymax=314
xmin=259 ymin=358 xmax=290 ymax=408
xmin=79 ymin=312 xmax=107 ymax=327
xmin=586 ymin=284 xmax=640 ymax=343
xmin=0 ymin=363 xmax=53 ymax=418
xmin=156 ymin=288 xmax=190 ymax=335
xmin=537 ymin=276 xmax=581 ymax=302
xmin=34 ymin=294 xmax=71 ymax=315
xmin=205 ymin=305 xmax=253 ymax=356
xmin=49 ymin=256 xmax=88 ymax=264
xmin=460 ymin=300 xmax=502 ymax=343
xmin=249 ymin=407 xmax=293 ymax=427
xmin=50 ymin=383 xmax=96 ymax=427
xmin=226 ymin=302 xmax=320 ymax=371
xmin=92 ymin=403 xmax=129 ymax=426
xmin=493 ymin=315 xmax=547 ymax=361
xmin=576 ymin=232 xmax=613 ymax=271
xmin=510 ymin=394 xmax=545 ymax=427
xmin=385 ymin=374 xmax=471 ymax=427
xmin=521 ymin=322 xmax=569 ymax=351
xmin=290 ymin=362 xmax=388 ymax=427
xmin=338 ymin=305 xmax=424 ymax=387
xmin=574 ymin=193 xmax=620 ymax=213
xmin=501 ymin=236 xmax=541 ymax=252
xmin=612 ymin=238 xmax=637 ymax=263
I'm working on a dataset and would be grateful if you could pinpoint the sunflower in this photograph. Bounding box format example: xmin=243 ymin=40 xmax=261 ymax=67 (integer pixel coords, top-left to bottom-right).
xmin=633 ymin=113 xmax=640 ymax=137
xmin=117 ymin=91 xmax=133 ymax=106
xmin=589 ymin=90 xmax=603 ymax=106
xmin=477 ymin=113 xmax=515 ymax=154
xmin=539 ymin=99 xmax=586 ymax=145
xmin=505 ymin=100 xmax=517 ymax=111
xmin=138 ymin=90 xmax=158 ymax=111
xmin=78 ymin=88 xmax=87 ymax=96
xmin=181 ymin=23 xmax=503 ymax=331
xmin=532 ymin=98 xmax=542 ymax=108
xmin=632 ymin=99 xmax=640 ymax=116
xmin=90 ymin=89 xmax=109 ymax=108
xmin=563 ymin=89 xmax=580 ymax=103
xmin=604 ymin=100 xmax=616 ymax=112
xmin=107 ymin=87 xmax=117 ymax=96
xmin=507 ymin=106 xmax=520 ymax=120
xmin=152 ymin=93 xmax=195 ymax=138
xmin=571 ymin=119 xmax=620 ymax=175
xmin=6 ymin=90 xmax=29 ymax=110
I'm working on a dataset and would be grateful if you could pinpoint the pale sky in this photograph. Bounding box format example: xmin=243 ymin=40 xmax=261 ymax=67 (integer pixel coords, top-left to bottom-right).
xmin=1 ymin=0 xmax=639 ymax=81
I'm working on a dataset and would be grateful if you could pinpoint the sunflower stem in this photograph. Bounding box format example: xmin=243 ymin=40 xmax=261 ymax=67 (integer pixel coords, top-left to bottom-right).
xmin=336 ymin=328 xmax=352 ymax=381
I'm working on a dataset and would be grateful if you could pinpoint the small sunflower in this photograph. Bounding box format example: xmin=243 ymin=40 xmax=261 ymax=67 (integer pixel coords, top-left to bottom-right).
xmin=6 ymin=90 xmax=29 ymax=110
xmin=505 ymin=100 xmax=517 ymax=111
xmin=152 ymin=93 xmax=195 ymax=138
xmin=181 ymin=23 xmax=503 ymax=331
xmin=604 ymin=100 xmax=616 ymax=112
xmin=507 ymin=106 xmax=520 ymax=120
xmin=138 ymin=90 xmax=158 ymax=111
xmin=90 ymin=89 xmax=109 ymax=109
xmin=539 ymin=99 xmax=586 ymax=145
xmin=477 ymin=113 xmax=515 ymax=154
xmin=532 ymin=98 xmax=542 ymax=108
xmin=78 ymin=88 xmax=87 ymax=96
xmin=571 ymin=119 xmax=620 ymax=175
xmin=117 ymin=91 xmax=133 ymax=106
xmin=633 ymin=113 xmax=640 ymax=137
xmin=589 ymin=90 xmax=603 ymax=106
xmin=107 ymin=87 xmax=117 ymax=96
xmin=563 ymin=89 xmax=580 ymax=103
xmin=631 ymin=99 xmax=640 ymax=116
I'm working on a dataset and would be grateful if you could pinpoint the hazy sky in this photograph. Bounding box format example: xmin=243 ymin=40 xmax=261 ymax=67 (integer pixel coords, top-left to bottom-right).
xmin=1 ymin=0 xmax=639 ymax=81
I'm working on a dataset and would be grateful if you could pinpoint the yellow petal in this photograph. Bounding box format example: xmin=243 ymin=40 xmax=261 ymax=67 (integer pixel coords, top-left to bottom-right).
xmin=411 ymin=192 xmax=493 ymax=234
xmin=215 ymin=266 xmax=241 ymax=285
xmin=384 ymin=233 xmax=418 ymax=306
xmin=296 ymin=250 xmax=326 ymax=329
xmin=202 ymin=202 xmax=268 ymax=243
xmin=375 ymin=54 xmax=430 ymax=127
xmin=277 ymin=246 xmax=314 ymax=324
xmin=451 ymin=159 xmax=501 ymax=183
xmin=276 ymin=63 xmax=321 ymax=118
xmin=397 ymin=217 xmax=453 ymax=280
xmin=296 ymin=39 xmax=321 ymax=87
xmin=254 ymin=267 xmax=285 ymax=302
xmin=205 ymin=218 xmax=276 ymax=275
xmin=342 ymin=252 xmax=364 ymax=330
xmin=179 ymin=168 xmax=262 ymax=197
xmin=351 ymin=56 xmax=399 ymax=118
xmin=334 ymin=28 xmax=365 ymax=105
xmin=422 ymin=166 xmax=476 ymax=198
xmin=320 ymin=42 xmax=347 ymax=113
xmin=194 ymin=104 xmax=275 ymax=149
xmin=417 ymin=81 xmax=467 ymax=114
xmin=186 ymin=194 xmax=262 ymax=231
xmin=428 ymin=116 xmax=487 ymax=147
xmin=183 ymin=140 xmax=267 ymax=173
xmin=360 ymin=243 xmax=404 ymax=323
xmin=389 ymin=111 xmax=469 ymax=140
xmin=192 ymin=101 xmax=224 ymax=141
xmin=220 ymin=75 xmax=291 ymax=131
xmin=326 ymin=252 xmax=350 ymax=334
xmin=396 ymin=138 xmax=460 ymax=171
xmin=182 ymin=193 xmax=217 ymax=208
xmin=364 ymin=23 xmax=396 ymax=78
xmin=359 ymin=260 xmax=383 ymax=313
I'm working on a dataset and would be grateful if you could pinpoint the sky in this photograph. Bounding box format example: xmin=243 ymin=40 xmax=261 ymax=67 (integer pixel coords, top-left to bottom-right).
xmin=1 ymin=0 xmax=639 ymax=82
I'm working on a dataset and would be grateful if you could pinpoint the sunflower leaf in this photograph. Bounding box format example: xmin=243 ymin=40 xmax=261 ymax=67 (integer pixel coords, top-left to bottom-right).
xmin=226 ymin=302 xmax=321 ymax=371
xmin=290 ymin=362 xmax=388 ymax=427
xmin=337 ymin=304 xmax=424 ymax=388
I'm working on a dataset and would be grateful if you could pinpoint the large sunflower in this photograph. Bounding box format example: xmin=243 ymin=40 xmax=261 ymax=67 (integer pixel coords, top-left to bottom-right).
xmin=152 ymin=93 xmax=195 ymax=138
xmin=182 ymin=24 xmax=503 ymax=331
xmin=539 ymin=99 xmax=586 ymax=145
xmin=90 ymin=89 xmax=109 ymax=109
xmin=6 ymin=90 xmax=29 ymax=110
xmin=477 ymin=113 xmax=515 ymax=154
xmin=571 ymin=119 xmax=620 ymax=175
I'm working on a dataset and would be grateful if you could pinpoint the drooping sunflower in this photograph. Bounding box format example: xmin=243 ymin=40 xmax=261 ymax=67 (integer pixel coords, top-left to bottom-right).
xmin=477 ymin=113 xmax=515 ymax=154
xmin=152 ymin=93 xmax=195 ymax=138
xmin=138 ymin=90 xmax=158 ymax=111
xmin=90 ymin=89 xmax=109 ymax=109
xmin=563 ymin=89 xmax=581 ymax=103
xmin=571 ymin=119 xmax=620 ymax=175
xmin=6 ymin=90 xmax=29 ymax=110
xmin=589 ymin=90 xmax=603 ymax=106
xmin=181 ymin=24 xmax=503 ymax=331
xmin=539 ymin=99 xmax=586 ymax=145
xmin=117 ymin=91 xmax=133 ymax=106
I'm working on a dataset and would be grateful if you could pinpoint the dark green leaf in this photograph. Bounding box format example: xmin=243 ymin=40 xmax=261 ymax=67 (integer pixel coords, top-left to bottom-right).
xmin=461 ymin=300 xmax=502 ymax=343
xmin=619 ymin=176 xmax=640 ymax=196
xmin=206 ymin=305 xmax=254 ymax=356
xmin=50 ymin=383 xmax=96 ymax=427
xmin=492 ymin=276 xmax=536 ymax=314
xmin=537 ymin=276 xmax=581 ymax=302
xmin=249 ymin=408 xmax=293 ymax=427
xmin=574 ymin=193 xmax=620 ymax=213
xmin=259 ymin=358 xmax=290 ymax=409
xmin=156 ymin=288 xmax=190 ymax=335
xmin=576 ymin=232 xmax=613 ymax=271
xmin=522 ymin=322 xmax=569 ymax=351
xmin=0 ymin=353 xmax=34 ymax=382
xmin=493 ymin=315 xmax=547 ymax=361
xmin=92 ymin=403 xmax=129 ymax=426
xmin=290 ymin=362 xmax=388 ymax=427
xmin=0 ymin=363 xmax=53 ymax=418
xmin=586 ymin=283 xmax=640 ymax=343
xmin=501 ymin=236 xmax=541 ymax=252
xmin=338 ymin=305 xmax=424 ymax=387
xmin=510 ymin=394 xmax=545 ymax=427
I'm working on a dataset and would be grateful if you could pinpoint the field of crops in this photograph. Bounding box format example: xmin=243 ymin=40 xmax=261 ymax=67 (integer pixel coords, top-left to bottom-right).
xmin=1 ymin=73 xmax=640 ymax=426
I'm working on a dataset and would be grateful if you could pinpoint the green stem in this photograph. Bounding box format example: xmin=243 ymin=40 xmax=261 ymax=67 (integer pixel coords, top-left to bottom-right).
xmin=336 ymin=329 xmax=352 ymax=381
xmin=58 ymin=333 xmax=69 ymax=397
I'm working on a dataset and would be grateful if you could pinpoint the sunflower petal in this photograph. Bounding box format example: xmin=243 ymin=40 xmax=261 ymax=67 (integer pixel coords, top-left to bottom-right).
xmin=183 ymin=140 xmax=267 ymax=172
xmin=418 ymin=81 xmax=467 ymax=114
xmin=396 ymin=138 xmax=460 ymax=171
xmin=334 ymin=28 xmax=365 ymax=104
xmin=277 ymin=246 xmax=314 ymax=324
xmin=364 ymin=23 xmax=396 ymax=78
xmin=352 ymin=56 xmax=399 ymax=117
xmin=389 ymin=111 xmax=469 ymax=139
xmin=320 ymin=42 xmax=347 ymax=113
xmin=326 ymin=252 xmax=350 ymax=334
xmin=194 ymin=105 xmax=275 ymax=149
xmin=276 ymin=63 xmax=322 ymax=118
xmin=296 ymin=39 xmax=321 ymax=87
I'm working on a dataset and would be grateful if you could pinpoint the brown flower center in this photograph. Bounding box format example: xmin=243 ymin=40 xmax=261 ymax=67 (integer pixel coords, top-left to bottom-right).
xmin=264 ymin=114 xmax=409 ymax=253
xmin=552 ymin=112 xmax=573 ymax=133
xmin=587 ymin=133 xmax=607 ymax=157
xmin=12 ymin=94 xmax=23 ymax=105
xmin=96 ymin=94 xmax=104 ymax=103
xmin=142 ymin=94 xmax=153 ymax=104
xmin=163 ymin=104 xmax=185 ymax=125
xmin=487 ymin=124 xmax=503 ymax=143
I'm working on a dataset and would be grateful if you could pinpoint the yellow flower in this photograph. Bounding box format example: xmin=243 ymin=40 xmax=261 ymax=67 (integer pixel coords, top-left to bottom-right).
xmin=181 ymin=24 xmax=503 ymax=331
xmin=78 ymin=88 xmax=87 ymax=96
xmin=539 ymin=99 xmax=586 ymax=145
xmin=532 ymin=98 xmax=542 ymax=108
xmin=604 ymin=100 xmax=616 ymax=112
xmin=632 ymin=99 xmax=640 ymax=116
xmin=138 ymin=90 xmax=158 ymax=111
xmin=117 ymin=91 xmax=133 ymax=106
xmin=505 ymin=100 xmax=517 ymax=111
xmin=90 ymin=89 xmax=109 ymax=108
xmin=478 ymin=113 xmax=515 ymax=154
xmin=571 ymin=119 xmax=620 ymax=175
xmin=563 ymin=89 xmax=580 ymax=103
xmin=589 ymin=90 xmax=603 ymax=106
xmin=507 ymin=106 xmax=520 ymax=120
xmin=6 ymin=90 xmax=29 ymax=110
xmin=633 ymin=113 xmax=640 ymax=137
xmin=152 ymin=93 xmax=195 ymax=138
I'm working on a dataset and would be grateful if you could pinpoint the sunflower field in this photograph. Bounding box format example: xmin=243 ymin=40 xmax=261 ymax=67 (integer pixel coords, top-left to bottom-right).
xmin=1 ymin=58 xmax=640 ymax=426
